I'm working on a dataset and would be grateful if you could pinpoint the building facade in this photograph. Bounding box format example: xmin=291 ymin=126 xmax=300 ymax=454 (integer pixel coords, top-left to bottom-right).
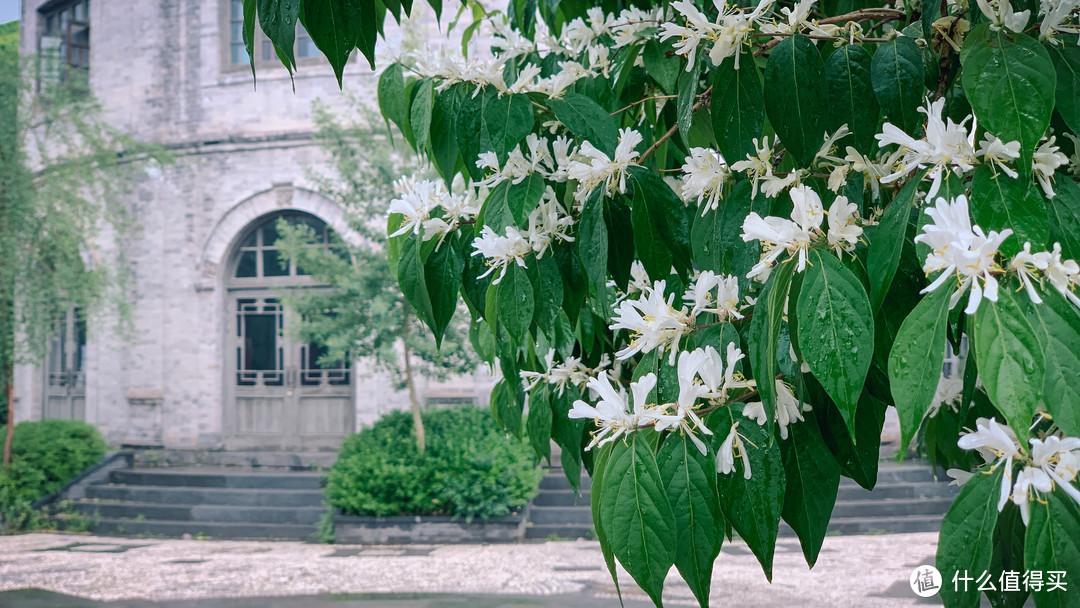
xmin=14 ymin=0 xmax=490 ymax=452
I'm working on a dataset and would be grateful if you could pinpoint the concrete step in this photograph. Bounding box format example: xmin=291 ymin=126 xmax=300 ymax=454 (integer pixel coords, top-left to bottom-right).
xmin=89 ymin=518 xmax=316 ymax=540
xmin=132 ymin=450 xmax=336 ymax=469
xmin=831 ymin=497 xmax=955 ymax=518
xmin=74 ymin=501 xmax=325 ymax=524
xmin=525 ymin=523 xmax=594 ymax=540
xmin=531 ymin=489 xmax=590 ymax=507
xmin=836 ymin=482 xmax=959 ymax=501
xmin=109 ymin=468 xmax=323 ymax=490
xmin=528 ymin=506 xmax=593 ymax=525
xmin=839 ymin=465 xmax=941 ymax=486
xmin=538 ymin=473 xmax=592 ymax=491
xmin=85 ymin=484 xmax=324 ymax=507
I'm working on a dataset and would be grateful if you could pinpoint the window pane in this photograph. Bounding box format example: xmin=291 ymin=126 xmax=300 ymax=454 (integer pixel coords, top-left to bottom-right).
xmin=241 ymin=314 xmax=278 ymax=370
xmin=262 ymin=250 xmax=288 ymax=277
xmin=231 ymin=0 xmax=243 ymax=20
xmin=298 ymin=36 xmax=318 ymax=58
xmin=230 ymin=21 xmax=243 ymax=42
xmin=74 ymin=1 xmax=86 ymax=22
xmin=231 ymin=43 xmax=249 ymax=64
xmin=262 ymin=40 xmax=273 ymax=61
xmin=235 ymin=250 xmax=257 ymax=277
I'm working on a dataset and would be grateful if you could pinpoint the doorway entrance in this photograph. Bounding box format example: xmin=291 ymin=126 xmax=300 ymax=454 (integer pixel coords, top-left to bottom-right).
xmin=224 ymin=212 xmax=353 ymax=451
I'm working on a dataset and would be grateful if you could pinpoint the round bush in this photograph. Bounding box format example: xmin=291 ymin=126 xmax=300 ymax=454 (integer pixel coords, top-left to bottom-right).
xmin=0 ymin=419 xmax=107 ymax=503
xmin=325 ymin=406 xmax=542 ymax=522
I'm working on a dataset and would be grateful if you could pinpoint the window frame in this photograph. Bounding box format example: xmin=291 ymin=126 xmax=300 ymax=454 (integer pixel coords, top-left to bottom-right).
xmin=37 ymin=0 xmax=91 ymax=87
xmin=220 ymin=0 xmax=327 ymax=74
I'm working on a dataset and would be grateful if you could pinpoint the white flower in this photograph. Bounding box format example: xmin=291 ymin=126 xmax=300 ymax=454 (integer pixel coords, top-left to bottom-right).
xmin=659 ymin=0 xmax=719 ymax=70
xmin=388 ymin=179 xmax=449 ymax=238
xmin=569 ymin=372 xmax=659 ymax=450
xmin=975 ymin=0 xmax=1031 ymax=32
xmin=914 ymin=195 xmax=1012 ymax=314
xmin=710 ymin=0 xmax=775 ymax=70
xmin=567 ymin=128 xmax=643 ymax=202
xmin=1042 ymin=243 xmax=1080 ymax=308
xmin=876 ymin=98 xmax=977 ymax=200
xmin=1039 ymin=0 xmax=1080 ymax=43
xmin=610 ymin=280 xmax=692 ymax=364
xmin=947 ymin=468 xmax=975 ymax=487
xmin=1012 ymin=435 xmax=1080 ymax=525
xmin=717 ymin=421 xmax=753 ymax=479
xmin=957 ymin=417 xmax=1023 ymax=511
xmin=926 ymin=375 xmax=964 ymax=418
xmin=731 ymin=136 xmax=781 ymax=198
xmin=976 ymin=133 xmax=1021 ymax=179
xmin=742 ymin=380 xmax=811 ymax=440
xmin=651 ymin=350 xmax=715 ymax=455
xmin=1010 ymin=242 xmax=1051 ymax=304
xmin=826 ymin=196 xmax=862 ymax=255
xmin=527 ymin=188 xmax=575 ymax=258
xmin=1033 ymin=136 xmax=1070 ymax=199
xmin=697 ymin=343 xmax=754 ymax=400
xmin=760 ymin=0 xmax=815 ymax=35
xmin=740 ymin=183 xmax=824 ymax=279
xmin=470 ymin=225 xmax=533 ymax=284
xmin=683 ymin=270 xmax=744 ymax=320
xmin=681 ymin=147 xmax=730 ymax=214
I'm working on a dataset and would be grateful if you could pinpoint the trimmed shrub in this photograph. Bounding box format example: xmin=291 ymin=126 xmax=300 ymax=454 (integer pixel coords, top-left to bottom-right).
xmin=326 ymin=406 xmax=542 ymax=522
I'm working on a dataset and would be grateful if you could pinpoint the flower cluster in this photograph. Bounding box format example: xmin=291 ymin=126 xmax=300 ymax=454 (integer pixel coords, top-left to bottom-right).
xmin=569 ymin=344 xmax=753 ymax=453
xmin=388 ymin=178 xmax=480 ymax=244
xmin=659 ymin=0 xmax=775 ymax=71
xmin=876 ymin=98 xmax=977 ymax=200
xmin=740 ymin=183 xmax=863 ymax=280
xmin=566 ymin=128 xmax=643 ymax=203
xmin=680 ymin=147 xmax=731 ymax=215
xmin=519 ymin=349 xmax=612 ymax=395
xmin=470 ymin=187 xmax=575 ymax=284
xmin=957 ymin=418 xmax=1080 ymax=525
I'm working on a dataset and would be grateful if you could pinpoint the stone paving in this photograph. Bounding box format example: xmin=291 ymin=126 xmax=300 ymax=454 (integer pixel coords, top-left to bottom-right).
xmin=0 ymin=532 xmax=944 ymax=607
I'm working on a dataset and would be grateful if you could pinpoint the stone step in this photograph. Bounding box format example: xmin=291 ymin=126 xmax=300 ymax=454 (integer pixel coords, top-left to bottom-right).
xmin=132 ymin=450 xmax=336 ymax=470
xmin=823 ymin=514 xmax=945 ymax=535
xmin=538 ymin=473 xmax=592 ymax=491
xmin=109 ymin=468 xmax=323 ymax=490
xmin=532 ymin=490 xmax=590 ymax=507
xmin=85 ymin=484 xmax=324 ymax=507
xmin=830 ymin=497 xmax=955 ymax=519
xmin=88 ymin=518 xmax=316 ymax=540
xmin=528 ymin=505 xmax=594 ymax=525
xmin=74 ymin=501 xmax=325 ymax=524
xmin=838 ymin=465 xmax=942 ymax=486
xmin=524 ymin=523 xmax=594 ymax=540
xmin=836 ymin=482 xmax=959 ymax=501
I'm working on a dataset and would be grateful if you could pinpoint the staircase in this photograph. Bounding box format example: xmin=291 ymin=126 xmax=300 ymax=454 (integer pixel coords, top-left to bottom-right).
xmin=72 ymin=467 xmax=325 ymax=540
xmin=525 ymin=460 xmax=959 ymax=540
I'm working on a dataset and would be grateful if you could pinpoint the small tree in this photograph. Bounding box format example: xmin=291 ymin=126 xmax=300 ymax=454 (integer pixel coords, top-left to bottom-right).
xmin=273 ymin=98 xmax=478 ymax=453
xmin=0 ymin=28 xmax=160 ymax=467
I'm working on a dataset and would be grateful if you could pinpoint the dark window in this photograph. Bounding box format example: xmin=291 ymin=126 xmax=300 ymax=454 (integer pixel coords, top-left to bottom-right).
xmin=38 ymin=0 xmax=91 ymax=87
xmin=231 ymin=212 xmax=334 ymax=281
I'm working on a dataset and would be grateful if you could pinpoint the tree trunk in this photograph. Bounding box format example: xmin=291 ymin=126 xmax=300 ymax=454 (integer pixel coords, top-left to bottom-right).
xmin=401 ymin=308 xmax=425 ymax=453
xmin=3 ymin=361 xmax=12 ymax=469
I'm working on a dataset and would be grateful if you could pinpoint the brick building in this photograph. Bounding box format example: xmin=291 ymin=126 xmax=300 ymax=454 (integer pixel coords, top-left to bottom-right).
xmin=14 ymin=0 xmax=489 ymax=454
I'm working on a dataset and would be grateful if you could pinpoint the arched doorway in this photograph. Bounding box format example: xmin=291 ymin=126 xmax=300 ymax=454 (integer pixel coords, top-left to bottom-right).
xmin=223 ymin=211 xmax=353 ymax=451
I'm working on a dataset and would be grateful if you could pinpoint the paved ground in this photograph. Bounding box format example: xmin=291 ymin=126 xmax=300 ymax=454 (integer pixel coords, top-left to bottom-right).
xmin=0 ymin=532 xmax=943 ymax=607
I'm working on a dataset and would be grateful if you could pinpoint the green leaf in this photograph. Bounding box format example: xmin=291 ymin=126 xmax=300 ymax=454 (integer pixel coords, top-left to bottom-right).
xmin=972 ymin=285 xmax=1045 ymax=438
xmin=379 ymin=63 xmax=410 ymax=139
xmin=869 ymin=172 xmax=923 ymax=312
xmin=526 ymin=384 xmax=553 ymax=464
xmin=825 ymin=44 xmax=880 ymax=155
xmin=397 ymin=234 xmax=436 ymax=336
xmin=1048 ymin=41 xmax=1080 ymax=136
xmin=677 ymin=57 xmax=703 ymax=146
xmin=780 ymin=408 xmax=840 ymax=568
xmin=970 ymin=166 xmax=1048 ymax=258
xmin=711 ymin=52 xmax=766 ymax=165
xmin=711 ymin=409 xmax=786 ymax=581
xmin=242 ymin=0 xmax=257 ymax=81
xmin=497 ymin=263 xmax=535 ymax=343
xmin=590 ymin=443 xmax=623 ymax=604
xmin=763 ymin=35 xmax=828 ymax=168
xmin=1025 ymin=488 xmax=1080 ymax=608
xmin=490 ymin=378 xmax=523 ymax=438
xmin=937 ymin=465 xmax=1007 ymax=608
xmin=546 ymin=93 xmax=619 ymax=157
xmin=871 ymin=37 xmax=925 ymax=137
xmin=479 ymin=173 xmax=546 ymax=233
xmin=656 ymin=434 xmax=723 ymax=608
xmin=627 ymin=166 xmax=692 ymax=280
xmin=599 ymin=434 xmax=677 ymax=607
xmin=690 ymin=180 xmax=762 ymax=282
xmin=1018 ymin=286 xmax=1080 ymax=438
xmin=1048 ymin=177 xmax=1080 ymax=260
xmin=457 ymin=89 xmax=535 ymax=179
xmin=410 ymin=78 xmax=434 ymax=148
xmin=643 ymin=40 xmax=680 ymax=95
xmin=888 ymin=284 xmax=952 ymax=455
xmin=431 ymin=85 xmax=466 ymax=184
xmin=423 ymin=234 xmax=463 ymax=346
xmin=962 ymin=27 xmax=1056 ymax=173
xmin=550 ymin=386 xmax=586 ymax=494
xmin=796 ymin=250 xmax=874 ymax=440
xmin=577 ymin=188 xmax=609 ymax=304
xmin=258 ymin=0 xmax=300 ymax=73
xmin=532 ymin=255 xmax=565 ymax=340
xmin=300 ymin=0 xmax=373 ymax=85
xmin=748 ymin=260 xmax=798 ymax=424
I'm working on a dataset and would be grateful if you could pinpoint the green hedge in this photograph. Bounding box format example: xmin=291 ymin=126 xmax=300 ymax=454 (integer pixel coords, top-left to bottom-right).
xmin=0 ymin=419 xmax=107 ymax=531
xmin=326 ymin=406 xmax=542 ymax=522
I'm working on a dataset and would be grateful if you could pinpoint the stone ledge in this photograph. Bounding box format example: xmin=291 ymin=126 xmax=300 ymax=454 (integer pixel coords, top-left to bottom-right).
xmin=334 ymin=509 xmax=528 ymax=544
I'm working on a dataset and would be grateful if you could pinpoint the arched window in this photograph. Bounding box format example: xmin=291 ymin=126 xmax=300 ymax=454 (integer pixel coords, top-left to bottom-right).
xmin=229 ymin=211 xmax=331 ymax=286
